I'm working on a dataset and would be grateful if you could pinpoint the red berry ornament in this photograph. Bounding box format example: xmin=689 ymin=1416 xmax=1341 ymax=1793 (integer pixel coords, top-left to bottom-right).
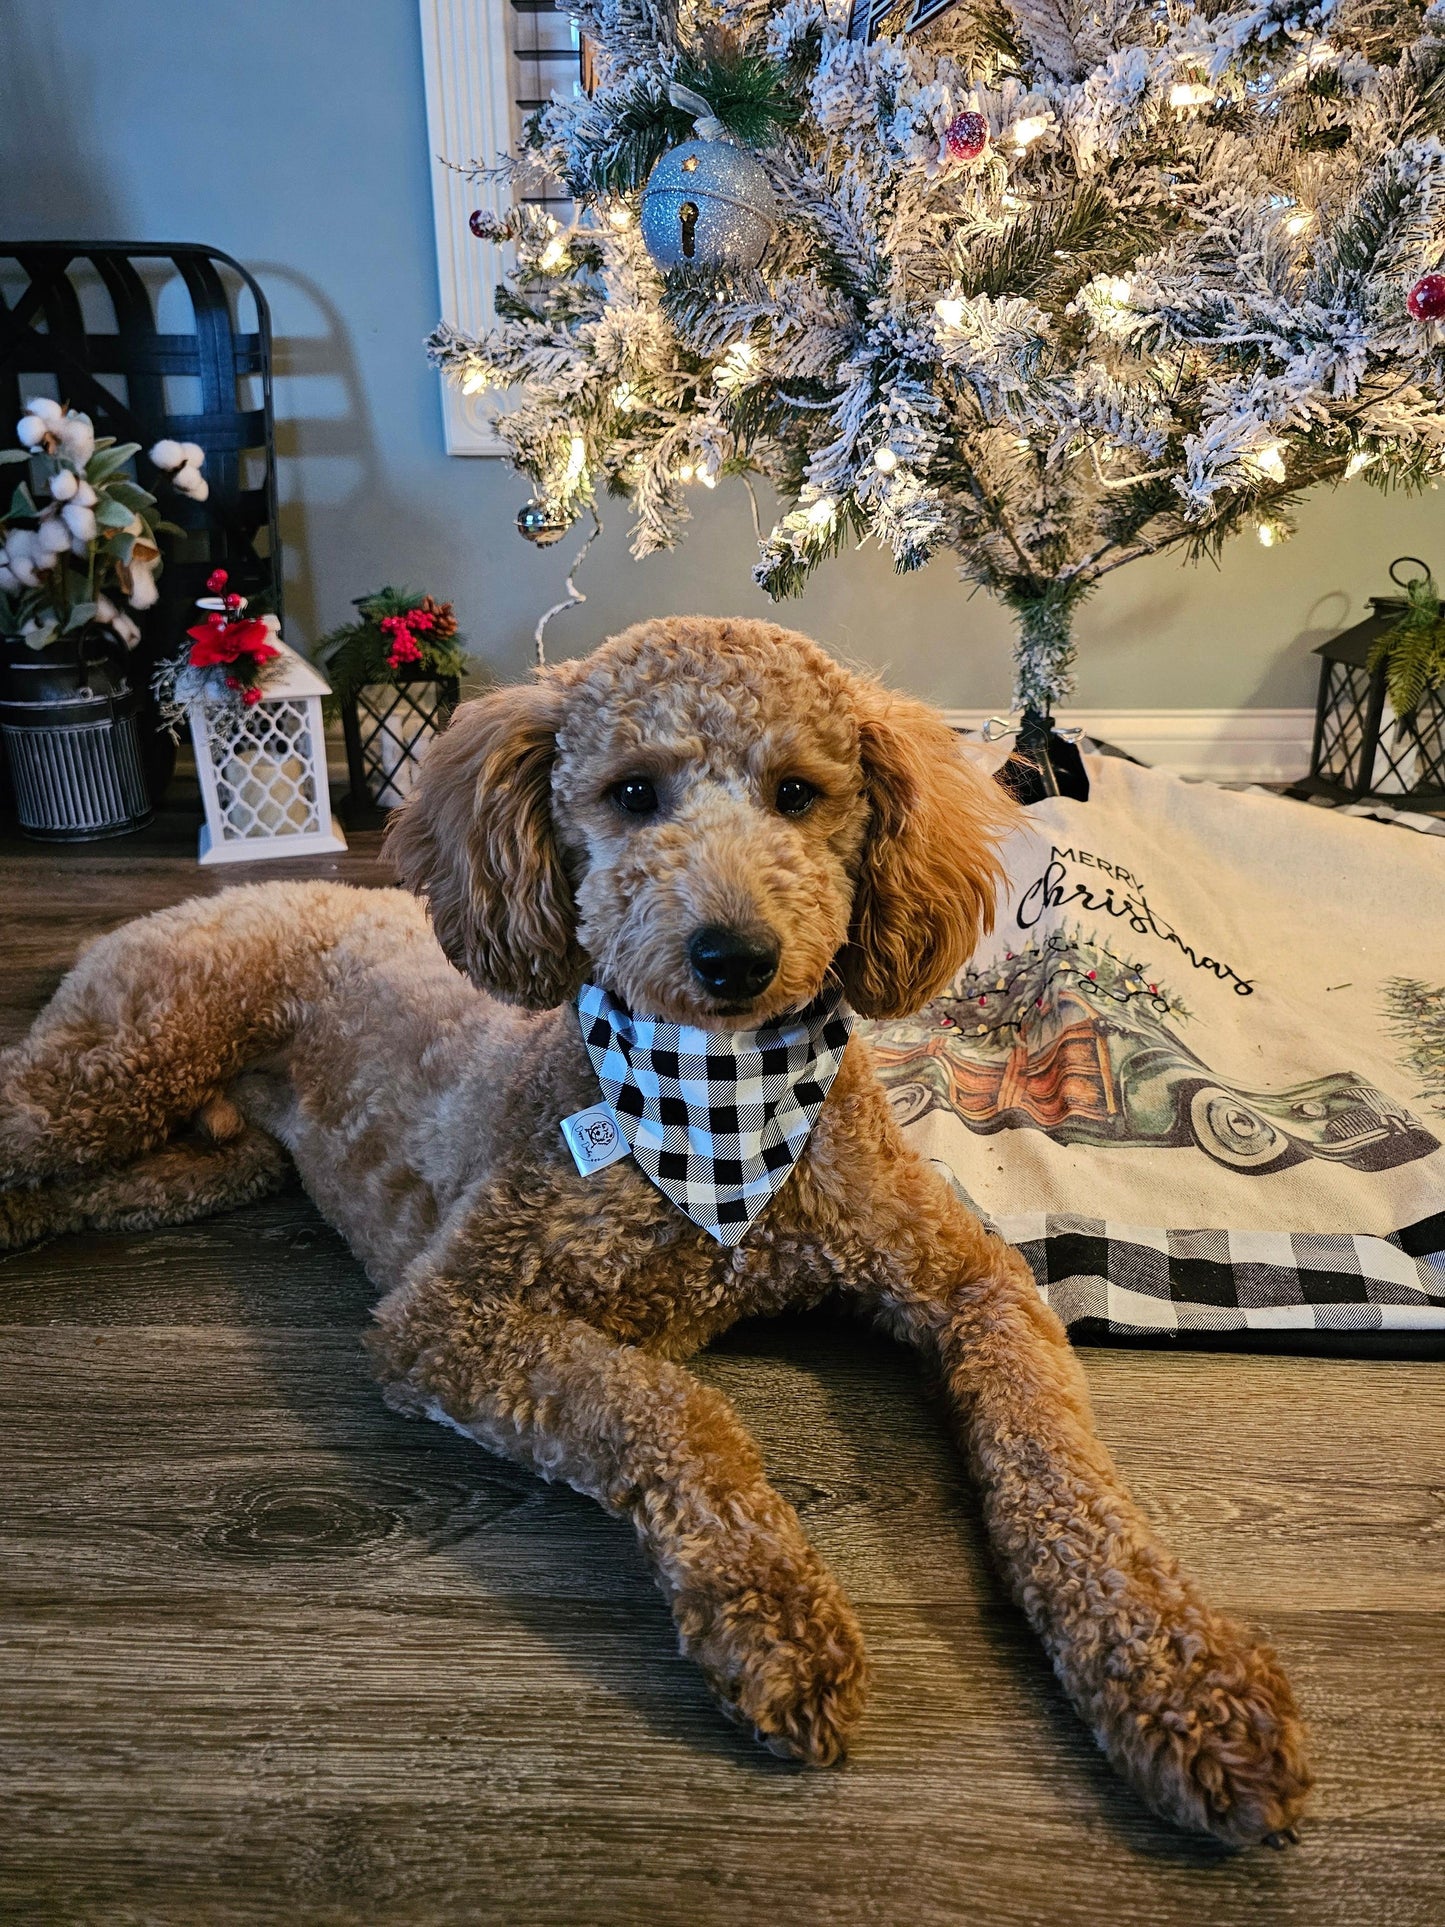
xmin=944 ymin=111 xmax=989 ymax=164
xmin=206 ymin=567 xmax=229 ymax=594
xmin=1407 ymin=273 xmax=1445 ymax=321
xmin=224 ymin=593 xmax=243 ymax=612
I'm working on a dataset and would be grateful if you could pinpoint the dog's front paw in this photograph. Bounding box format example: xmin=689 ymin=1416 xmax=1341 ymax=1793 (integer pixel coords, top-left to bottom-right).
xmin=1103 ymin=1608 xmax=1313 ymax=1848
xmin=674 ymin=1548 xmax=869 ymax=1766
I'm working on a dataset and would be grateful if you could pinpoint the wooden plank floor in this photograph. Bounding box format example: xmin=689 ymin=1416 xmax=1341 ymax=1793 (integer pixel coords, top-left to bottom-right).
xmin=2 ymin=809 xmax=1442 ymax=1926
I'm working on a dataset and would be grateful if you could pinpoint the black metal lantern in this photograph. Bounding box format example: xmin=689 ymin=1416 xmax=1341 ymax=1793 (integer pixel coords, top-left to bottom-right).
xmin=339 ymin=672 xmax=461 ymax=828
xmin=1294 ymin=558 xmax=1445 ymax=809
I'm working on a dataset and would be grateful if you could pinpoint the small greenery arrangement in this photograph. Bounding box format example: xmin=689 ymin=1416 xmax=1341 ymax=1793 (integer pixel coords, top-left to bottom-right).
xmin=315 ymin=587 xmax=467 ymax=711
xmin=1368 ymin=566 xmax=1445 ymax=717
xmin=0 ymin=400 xmax=206 ymax=651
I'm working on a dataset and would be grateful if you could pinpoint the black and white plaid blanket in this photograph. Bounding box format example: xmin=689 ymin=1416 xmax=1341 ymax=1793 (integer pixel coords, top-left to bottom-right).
xmin=931 ymin=1168 xmax=1445 ymax=1349
xmin=576 ymin=981 xmax=853 ymax=1246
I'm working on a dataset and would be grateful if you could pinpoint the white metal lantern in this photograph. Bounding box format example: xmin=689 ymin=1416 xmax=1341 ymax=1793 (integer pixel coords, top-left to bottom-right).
xmin=187 ymin=640 xmax=347 ymax=865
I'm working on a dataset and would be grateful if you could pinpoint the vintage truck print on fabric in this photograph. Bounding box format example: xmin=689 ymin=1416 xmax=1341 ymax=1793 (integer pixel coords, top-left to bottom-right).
xmin=868 ymin=933 xmax=1440 ymax=1178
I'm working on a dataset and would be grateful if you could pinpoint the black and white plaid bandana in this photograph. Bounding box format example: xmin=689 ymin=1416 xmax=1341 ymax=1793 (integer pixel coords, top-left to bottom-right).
xmin=576 ymin=981 xmax=854 ymax=1245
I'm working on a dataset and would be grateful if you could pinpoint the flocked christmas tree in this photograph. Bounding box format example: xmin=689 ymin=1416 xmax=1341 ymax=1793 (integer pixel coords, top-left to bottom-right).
xmin=430 ymin=0 xmax=1445 ymax=716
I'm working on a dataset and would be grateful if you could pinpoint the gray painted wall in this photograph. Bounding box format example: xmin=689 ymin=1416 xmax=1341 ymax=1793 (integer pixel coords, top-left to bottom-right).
xmin=3 ymin=0 xmax=1440 ymax=708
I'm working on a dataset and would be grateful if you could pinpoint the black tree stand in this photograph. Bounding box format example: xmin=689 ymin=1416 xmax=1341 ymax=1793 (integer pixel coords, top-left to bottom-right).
xmin=994 ymin=707 xmax=1091 ymax=805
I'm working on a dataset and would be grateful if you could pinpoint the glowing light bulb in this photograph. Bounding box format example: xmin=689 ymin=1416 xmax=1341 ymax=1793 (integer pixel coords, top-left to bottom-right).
xmin=935 ymin=297 xmax=966 ymax=328
xmin=608 ymin=205 xmax=633 ymax=229
xmin=1256 ymin=518 xmax=1281 ymax=547
xmin=1009 ymin=115 xmax=1049 ymax=148
xmin=698 ymin=470 xmax=717 ymax=489
xmin=613 ymin=382 xmax=636 ymax=412
xmin=1345 ymin=450 xmax=1377 ymax=478
xmin=718 ymin=341 xmax=758 ymax=390
xmin=1283 ymin=209 xmax=1313 ymax=237
xmin=805 ymin=496 xmax=837 ymax=527
xmin=564 ymin=434 xmax=587 ymax=486
xmin=461 ymin=370 xmax=487 ymax=395
xmin=873 ymin=446 xmax=899 ymax=474
xmin=539 ymin=238 xmax=568 ymax=271
xmin=677 ymin=462 xmax=695 ymax=483
xmin=1252 ymin=441 xmax=1287 ymax=483
xmin=1106 ymin=276 xmax=1133 ymax=306
xmin=1169 ymin=82 xmax=1214 ymax=109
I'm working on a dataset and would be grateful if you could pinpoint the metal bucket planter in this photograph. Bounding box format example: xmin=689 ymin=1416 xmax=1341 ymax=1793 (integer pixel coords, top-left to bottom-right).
xmin=339 ymin=673 xmax=459 ymax=827
xmin=0 ymin=631 xmax=153 ymax=841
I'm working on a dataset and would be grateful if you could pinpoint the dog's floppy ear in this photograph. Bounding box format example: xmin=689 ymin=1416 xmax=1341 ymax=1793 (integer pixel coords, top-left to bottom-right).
xmin=839 ymin=684 xmax=1022 ymax=1020
xmin=385 ymin=677 xmax=585 ymax=1008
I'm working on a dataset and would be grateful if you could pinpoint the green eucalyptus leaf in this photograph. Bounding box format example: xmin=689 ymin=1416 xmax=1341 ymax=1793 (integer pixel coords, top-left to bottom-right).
xmin=105 ymin=530 xmax=138 ymax=564
xmin=9 ymin=481 xmax=38 ymax=519
xmin=95 ymin=498 xmax=134 ymax=530
xmin=105 ymin=478 xmax=156 ymax=513
xmin=63 ymin=600 xmax=99 ymax=632
xmin=86 ymin=444 xmax=141 ymax=485
xmin=24 ymin=622 xmax=59 ymax=651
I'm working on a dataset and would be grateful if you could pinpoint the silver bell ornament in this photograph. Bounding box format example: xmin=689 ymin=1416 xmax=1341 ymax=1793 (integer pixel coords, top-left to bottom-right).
xmin=516 ymin=499 xmax=569 ymax=547
xmin=640 ymin=138 xmax=777 ymax=272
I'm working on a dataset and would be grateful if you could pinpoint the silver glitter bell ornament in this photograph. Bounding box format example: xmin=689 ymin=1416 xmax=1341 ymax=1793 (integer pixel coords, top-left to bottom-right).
xmin=516 ymin=499 xmax=568 ymax=547
xmin=639 ymin=85 xmax=776 ymax=272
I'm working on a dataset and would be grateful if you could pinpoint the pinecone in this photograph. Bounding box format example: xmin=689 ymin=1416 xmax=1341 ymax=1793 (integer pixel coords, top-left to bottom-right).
xmin=420 ymin=594 xmax=458 ymax=640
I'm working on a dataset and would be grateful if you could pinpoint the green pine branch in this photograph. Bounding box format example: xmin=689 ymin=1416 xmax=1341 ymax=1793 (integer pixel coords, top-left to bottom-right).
xmin=1367 ymin=570 xmax=1445 ymax=713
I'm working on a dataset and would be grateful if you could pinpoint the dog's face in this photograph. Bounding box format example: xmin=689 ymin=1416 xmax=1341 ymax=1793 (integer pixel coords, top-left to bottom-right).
xmin=387 ymin=618 xmax=1020 ymax=1025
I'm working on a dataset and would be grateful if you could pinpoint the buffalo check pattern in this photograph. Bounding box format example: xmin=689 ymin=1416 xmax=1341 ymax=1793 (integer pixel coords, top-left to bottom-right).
xmin=933 ymin=1167 xmax=1445 ymax=1347
xmin=577 ymin=982 xmax=854 ymax=1246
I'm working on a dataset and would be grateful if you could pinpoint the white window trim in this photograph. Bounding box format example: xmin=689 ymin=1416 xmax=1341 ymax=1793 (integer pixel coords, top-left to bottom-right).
xmin=419 ymin=0 xmax=515 ymax=455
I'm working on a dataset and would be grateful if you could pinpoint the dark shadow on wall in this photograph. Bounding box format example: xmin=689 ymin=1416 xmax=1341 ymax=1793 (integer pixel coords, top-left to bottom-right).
xmin=244 ymin=264 xmax=485 ymax=652
xmin=1250 ymin=588 xmax=1351 ymax=710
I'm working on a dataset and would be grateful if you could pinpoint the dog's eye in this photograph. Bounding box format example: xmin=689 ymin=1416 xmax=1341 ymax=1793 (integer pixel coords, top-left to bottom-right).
xmin=775 ymin=777 xmax=819 ymax=817
xmin=611 ymin=776 xmax=660 ymax=816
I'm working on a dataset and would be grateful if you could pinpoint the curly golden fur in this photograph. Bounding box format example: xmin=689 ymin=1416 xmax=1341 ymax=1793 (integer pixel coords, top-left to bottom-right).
xmin=0 ymin=616 xmax=1311 ymax=1845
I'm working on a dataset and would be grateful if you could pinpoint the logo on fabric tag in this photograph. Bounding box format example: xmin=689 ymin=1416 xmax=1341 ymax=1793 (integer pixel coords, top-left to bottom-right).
xmin=561 ymin=1102 xmax=629 ymax=1177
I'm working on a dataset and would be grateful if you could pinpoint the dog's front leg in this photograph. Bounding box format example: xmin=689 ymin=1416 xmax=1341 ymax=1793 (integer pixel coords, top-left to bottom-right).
xmin=850 ymin=1166 xmax=1312 ymax=1846
xmin=368 ymin=1271 xmax=868 ymax=1765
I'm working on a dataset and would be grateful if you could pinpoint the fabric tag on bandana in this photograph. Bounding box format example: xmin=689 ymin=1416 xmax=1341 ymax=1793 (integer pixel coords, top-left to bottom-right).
xmin=561 ymin=1102 xmax=630 ymax=1177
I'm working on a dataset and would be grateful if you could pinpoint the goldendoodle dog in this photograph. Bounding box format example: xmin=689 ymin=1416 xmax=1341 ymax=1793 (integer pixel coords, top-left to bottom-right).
xmin=0 ymin=616 xmax=1310 ymax=1845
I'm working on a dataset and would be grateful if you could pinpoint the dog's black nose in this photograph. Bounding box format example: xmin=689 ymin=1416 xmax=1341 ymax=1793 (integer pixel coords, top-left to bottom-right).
xmin=688 ymin=925 xmax=780 ymax=1002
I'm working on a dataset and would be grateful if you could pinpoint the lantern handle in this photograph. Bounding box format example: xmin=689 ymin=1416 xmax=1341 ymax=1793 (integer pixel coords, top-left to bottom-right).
xmin=1388 ymin=555 xmax=1433 ymax=590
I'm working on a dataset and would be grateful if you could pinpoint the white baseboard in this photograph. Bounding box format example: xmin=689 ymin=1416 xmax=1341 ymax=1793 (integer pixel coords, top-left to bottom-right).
xmin=943 ymin=708 xmax=1315 ymax=783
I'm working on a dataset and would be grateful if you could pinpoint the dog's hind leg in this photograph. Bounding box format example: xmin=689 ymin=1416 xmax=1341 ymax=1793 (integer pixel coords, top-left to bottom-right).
xmin=369 ymin=1268 xmax=870 ymax=1767
xmin=0 ymin=1121 xmax=290 ymax=1252
xmin=0 ymin=882 xmax=349 ymax=1187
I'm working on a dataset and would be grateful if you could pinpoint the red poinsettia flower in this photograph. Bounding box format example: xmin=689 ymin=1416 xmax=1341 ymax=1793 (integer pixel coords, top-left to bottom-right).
xmin=187 ymin=614 xmax=281 ymax=671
